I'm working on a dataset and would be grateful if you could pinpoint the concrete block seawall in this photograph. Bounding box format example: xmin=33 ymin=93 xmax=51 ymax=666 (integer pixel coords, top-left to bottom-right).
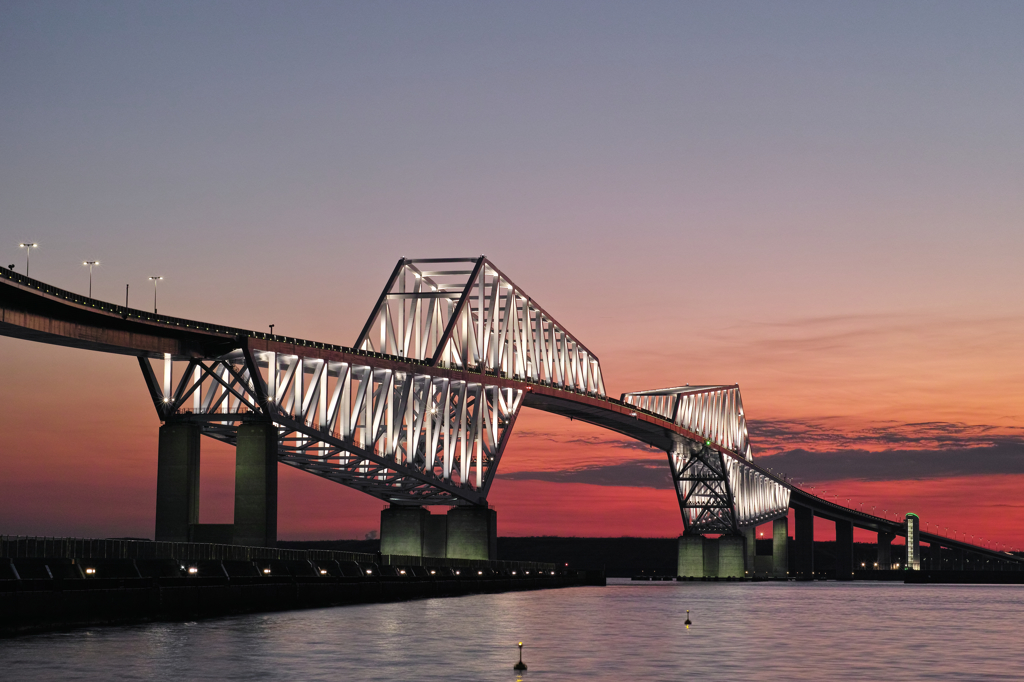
xmin=0 ymin=535 xmax=554 ymax=572
xmin=0 ymin=572 xmax=598 ymax=637
xmin=0 ymin=536 xmax=603 ymax=636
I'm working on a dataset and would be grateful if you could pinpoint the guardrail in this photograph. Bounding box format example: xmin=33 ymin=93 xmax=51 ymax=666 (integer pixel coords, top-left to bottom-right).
xmin=0 ymin=535 xmax=556 ymax=572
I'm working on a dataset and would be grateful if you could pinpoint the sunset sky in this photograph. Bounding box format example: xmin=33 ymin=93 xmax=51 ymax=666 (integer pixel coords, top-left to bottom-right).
xmin=2 ymin=2 xmax=1023 ymax=548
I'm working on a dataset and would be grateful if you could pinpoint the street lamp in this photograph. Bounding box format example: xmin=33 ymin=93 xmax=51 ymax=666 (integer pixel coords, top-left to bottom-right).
xmin=149 ymin=276 xmax=163 ymax=313
xmin=84 ymin=261 xmax=99 ymax=297
xmin=19 ymin=243 xmax=38 ymax=276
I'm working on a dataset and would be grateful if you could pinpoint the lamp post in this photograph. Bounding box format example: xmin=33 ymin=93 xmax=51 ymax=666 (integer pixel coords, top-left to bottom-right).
xmin=19 ymin=243 xmax=38 ymax=276
xmin=149 ymin=276 xmax=163 ymax=313
xmin=84 ymin=261 xmax=99 ymax=297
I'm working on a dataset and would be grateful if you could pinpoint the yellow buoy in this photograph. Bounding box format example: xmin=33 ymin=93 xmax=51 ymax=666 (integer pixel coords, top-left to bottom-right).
xmin=514 ymin=642 xmax=527 ymax=671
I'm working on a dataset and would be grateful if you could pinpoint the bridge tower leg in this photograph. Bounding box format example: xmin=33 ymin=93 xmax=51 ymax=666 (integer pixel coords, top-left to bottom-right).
xmin=773 ymin=516 xmax=789 ymax=578
xmin=233 ymin=422 xmax=278 ymax=547
xmin=877 ymin=531 xmax=894 ymax=570
xmin=380 ymin=505 xmax=428 ymax=557
xmin=423 ymin=512 xmax=448 ymax=558
xmin=702 ymin=538 xmax=719 ymax=577
xmin=154 ymin=422 xmax=200 ymax=542
xmin=835 ymin=519 xmax=854 ymax=580
xmin=718 ymin=535 xmax=745 ymax=578
xmin=678 ymin=535 xmax=704 ymax=578
xmin=743 ymin=527 xmax=756 ymax=577
xmin=794 ymin=505 xmax=814 ymax=580
xmin=446 ymin=506 xmax=496 ymax=561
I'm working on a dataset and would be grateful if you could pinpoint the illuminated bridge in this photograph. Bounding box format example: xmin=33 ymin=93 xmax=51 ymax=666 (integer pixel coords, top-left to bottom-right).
xmin=1 ymin=259 xmax=1019 ymax=579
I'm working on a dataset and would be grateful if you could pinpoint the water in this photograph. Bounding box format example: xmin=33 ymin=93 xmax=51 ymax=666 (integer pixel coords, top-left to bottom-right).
xmin=2 ymin=579 xmax=1023 ymax=681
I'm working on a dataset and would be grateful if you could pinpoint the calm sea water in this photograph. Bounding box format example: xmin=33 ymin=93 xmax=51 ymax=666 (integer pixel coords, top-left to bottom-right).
xmin=2 ymin=579 xmax=1022 ymax=681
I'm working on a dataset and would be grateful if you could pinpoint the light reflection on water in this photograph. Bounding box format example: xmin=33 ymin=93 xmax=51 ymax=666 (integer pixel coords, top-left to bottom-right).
xmin=3 ymin=579 xmax=1023 ymax=681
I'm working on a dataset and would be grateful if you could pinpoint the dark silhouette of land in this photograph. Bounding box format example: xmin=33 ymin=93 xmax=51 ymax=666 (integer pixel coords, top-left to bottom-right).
xmin=280 ymin=537 xmax=916 ymax=577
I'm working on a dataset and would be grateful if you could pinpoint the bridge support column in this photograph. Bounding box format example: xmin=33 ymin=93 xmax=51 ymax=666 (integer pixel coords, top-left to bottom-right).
xmin=678 ymin=535 xmax=704 ymax=577
xmin=233 ymin=422 xmax=277 ymax=547
xmin=155 ymin=422 xmax=200 ymax=542
xmin=423 ymin=512 xmax=448 ymax=558
xmin=877 ymin=531 xmax=894 ymax=570
xmin=719 ymin=535 xmax=745 ymax=578
xmin=743 ymin=527 xmax=756 ymax=577
xmin=702 ymin=538 xmax=719 ymax=577
xmin=380 ymin=505 xmax=428 ymax=557
xmin=773 ymin=516 xmax=789 ymax=578
xmin=835 ymin=519 xmax=854 ymax=580
xmin=794 ymin=505 xmax=814 ymax=580
xmin=446 ymin=506 xmax=496 ymax=561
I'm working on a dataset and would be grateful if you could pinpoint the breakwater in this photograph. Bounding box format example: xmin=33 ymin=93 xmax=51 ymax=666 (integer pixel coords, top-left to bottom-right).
xmin=0 ymin=536 xmax=603 ymax=636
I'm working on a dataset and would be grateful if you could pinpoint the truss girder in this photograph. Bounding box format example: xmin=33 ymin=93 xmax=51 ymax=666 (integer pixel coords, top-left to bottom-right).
xmin=670 ymin=441 xmax=737 ymax=535
xmin=139 ymin=351 xmax=523 ymax=505
xmin=622 ymin=385 xmax=752 ymax=461
xmin=723 ymin=455 xmax=791 ymax=527
xmin=354 ymin=257 xmax=606 ymax=397
xmin=668 ymin=440 xmax=789 ymax=534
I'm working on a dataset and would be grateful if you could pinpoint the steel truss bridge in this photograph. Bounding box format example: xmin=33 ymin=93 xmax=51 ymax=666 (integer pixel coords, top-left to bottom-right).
xmin=1 ymin=259 xmax=1020 ymax=572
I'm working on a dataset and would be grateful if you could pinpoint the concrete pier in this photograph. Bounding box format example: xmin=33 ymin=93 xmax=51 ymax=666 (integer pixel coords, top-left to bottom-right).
xmin=445 ymin=506 xmax=497 ymax=560
xmin=155 ymin=422 xmax=200 ymax=542
xmin=743 ymin=527 xmax=756 ymax=576
xmin=718 ymin=535 xmax=745 ymax=578
xmin=378 ymin=506 xmax=495 ymax=560
xmin=773 ymin=516 xmax=789 ymax=577
xmin=678 ymin=535 xmax=704 ymax=577
xmin=423 ymin=513 xmax=448 ymax=558
xmin=878 ymin=531 xmax=894 ymax=570
xmin=835 ymin=519 xmax=854 ymax=580
xmin=794 ymin=505 xmax=814 ymax=579
xmin=380 ymin=506 xmax=428 ymax=556
xmin=702 ymin=537 xmax=719 ymax=577
xmin=233 ymin=423 xmax=278 ymax=547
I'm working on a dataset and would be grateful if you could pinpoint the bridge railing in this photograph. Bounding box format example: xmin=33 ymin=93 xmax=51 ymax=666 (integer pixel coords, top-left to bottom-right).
xmin=0 ymin=536 xmax=556 ymax=572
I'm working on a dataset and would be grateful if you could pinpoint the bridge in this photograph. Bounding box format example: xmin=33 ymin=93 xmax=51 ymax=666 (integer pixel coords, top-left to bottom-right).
xmin=1 ymin=258 xmax=1020 ymax=579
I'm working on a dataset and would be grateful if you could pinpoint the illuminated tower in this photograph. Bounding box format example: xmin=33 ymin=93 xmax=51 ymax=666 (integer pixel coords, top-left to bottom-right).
xmin=905 ymin=513 xmax=921 ymax=570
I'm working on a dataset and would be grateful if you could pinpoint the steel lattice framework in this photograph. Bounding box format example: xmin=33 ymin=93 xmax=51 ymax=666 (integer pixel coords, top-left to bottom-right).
xmin=623 ymin=385 xmax=752 ymax=460
xmin=623 ymin=386 xmax=790 ymax=534
xmin=0 ymin=258 xmax=785 ymax=524
xmin=355 ymin=257 xmax=606 ymax=396
xmin=140 ymin=349 xmax=523 ymax=505
xmin=6 ymin=263 xmax=1024 ymax=562
xmin=134 ymin=255 xmax=609 ymax=506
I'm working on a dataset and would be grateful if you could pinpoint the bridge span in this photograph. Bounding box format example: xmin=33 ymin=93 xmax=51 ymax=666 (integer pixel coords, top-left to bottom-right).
xmin=1 ymin=260 xmax=1019 ymax=579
